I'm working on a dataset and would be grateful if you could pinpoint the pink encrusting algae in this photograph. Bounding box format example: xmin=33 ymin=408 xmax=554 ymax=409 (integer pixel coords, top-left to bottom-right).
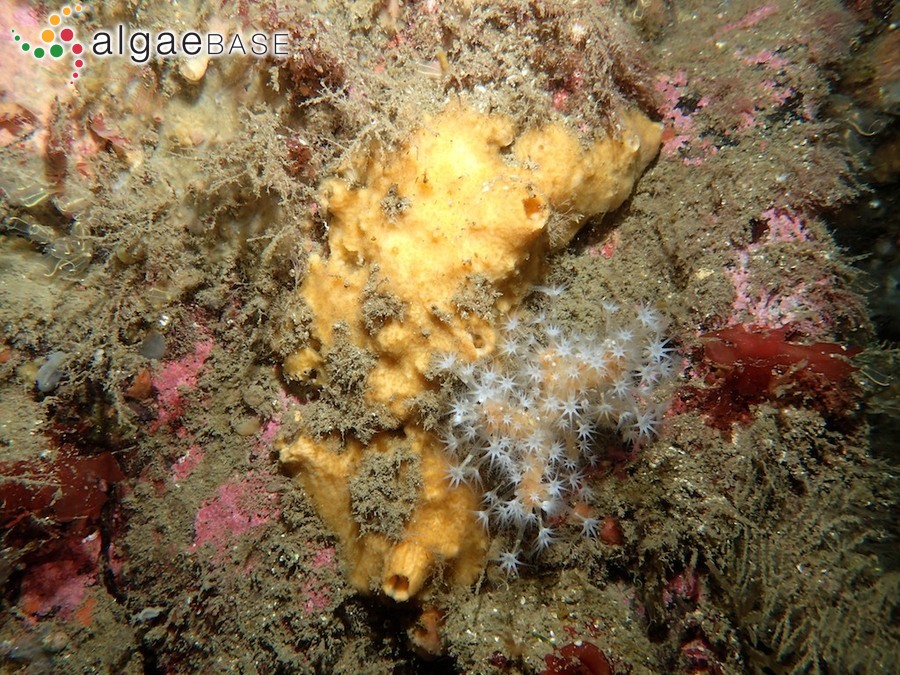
xmin=655 ymin=72 xmax=714 ymax=164
xmin=151 ymin=339 xmax=214 ymax=430
xmin=726 ymin=208 xmax=837 ymax=334
xmin=190 ymin=473 xmax=280 ymax=560
xmin=171 ymin=445 xmax=205 ymax=483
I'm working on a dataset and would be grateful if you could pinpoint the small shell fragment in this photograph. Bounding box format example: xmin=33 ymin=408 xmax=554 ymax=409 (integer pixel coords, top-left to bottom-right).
xmin=180 ymin=56 xmax=210 ymax=83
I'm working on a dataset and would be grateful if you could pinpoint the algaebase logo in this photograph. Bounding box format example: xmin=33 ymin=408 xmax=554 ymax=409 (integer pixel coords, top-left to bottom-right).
xmin=10 ymin=4 xmax=87 ymax=85
xmin=8 ymin=4 xmax=288 ymax=86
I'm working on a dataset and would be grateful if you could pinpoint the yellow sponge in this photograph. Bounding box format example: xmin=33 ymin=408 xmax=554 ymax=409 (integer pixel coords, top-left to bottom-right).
xmin=280 ymin=100 xmax=661 ymax=600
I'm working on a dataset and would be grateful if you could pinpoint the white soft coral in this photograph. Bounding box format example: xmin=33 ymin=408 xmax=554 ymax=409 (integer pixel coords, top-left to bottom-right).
xmin=440 ymin=299 xmax=675 ymax=574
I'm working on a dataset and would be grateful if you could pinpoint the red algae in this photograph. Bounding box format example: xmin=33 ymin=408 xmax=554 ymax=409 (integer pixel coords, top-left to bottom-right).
xmin=704 ymin=324 xmax=860 ymax=385
xmin=685 ymin=324 xmax=861 ymax=433
xmin=18 ymin=532 xmax=101 ymax=620
xmin=0 ymin=448 xmax=123 ymax=532
xmin=542 ymin=641 xmax=612 ymax=675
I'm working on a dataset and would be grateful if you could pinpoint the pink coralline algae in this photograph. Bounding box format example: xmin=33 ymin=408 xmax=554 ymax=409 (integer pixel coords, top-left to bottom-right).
xmin=663 ymin=568 xmax=703 ymax=608
xmin=151 ymin=339 xmax=213 ymax=430
xmin=728 ymin=253 xmax=825 ymax=331
xmin=190 ymin=473 xmax=280 ymax=559
xmin=300 ymin=547 xmax=337 ymax=615
xmin=253 ymin=388 xmax=305 ymax=458
xmin=655 ymin=72 xmax=713 ymax=164
xmin=312 ymin=546 xmax=335 ymax=570
xmin=740 ymin=49 xmax=791 ymax=72
xmin=586 ymin=231 xmax=619 ymax=259
xmin=171 ymin=445 xmax=204 ymax=483
xmin=300 ymin=582 xmax=331 ymax=614
xmin=733 ymin=48 xmax=812 ymax=128
xmin=680 ymin=210 xmax=864 ymax=435
xmin=726 ymin=209 xmax=832 ymax=333
xmin=715 ymin=4 xmax=778 ymax=36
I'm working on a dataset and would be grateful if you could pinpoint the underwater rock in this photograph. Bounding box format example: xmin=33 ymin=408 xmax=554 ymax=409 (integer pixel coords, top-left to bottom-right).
xmin=36 ymin=351 xmax=67 ymax=393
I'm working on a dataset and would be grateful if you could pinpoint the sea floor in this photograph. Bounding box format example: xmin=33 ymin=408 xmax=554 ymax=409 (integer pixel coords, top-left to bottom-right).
xmin=0 ymin=0 xmax=897 ymax=673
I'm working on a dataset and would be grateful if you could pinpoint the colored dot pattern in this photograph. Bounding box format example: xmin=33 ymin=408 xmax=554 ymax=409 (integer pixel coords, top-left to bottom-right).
xmin=10 ymin=5 xmax=87 ymax=84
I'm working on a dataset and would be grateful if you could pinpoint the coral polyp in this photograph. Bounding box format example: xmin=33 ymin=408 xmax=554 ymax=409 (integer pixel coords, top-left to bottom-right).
xmin=439 ymin=297 xmax=674 ymax=567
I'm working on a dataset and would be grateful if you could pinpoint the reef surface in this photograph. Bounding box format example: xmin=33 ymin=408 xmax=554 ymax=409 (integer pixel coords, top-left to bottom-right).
xmin=0 ymin=0 xmax=897 ymax=673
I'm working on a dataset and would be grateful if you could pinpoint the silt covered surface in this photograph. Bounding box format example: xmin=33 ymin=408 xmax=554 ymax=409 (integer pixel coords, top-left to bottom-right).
xmin=0 ymin=0 xmax=897 ymax=673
